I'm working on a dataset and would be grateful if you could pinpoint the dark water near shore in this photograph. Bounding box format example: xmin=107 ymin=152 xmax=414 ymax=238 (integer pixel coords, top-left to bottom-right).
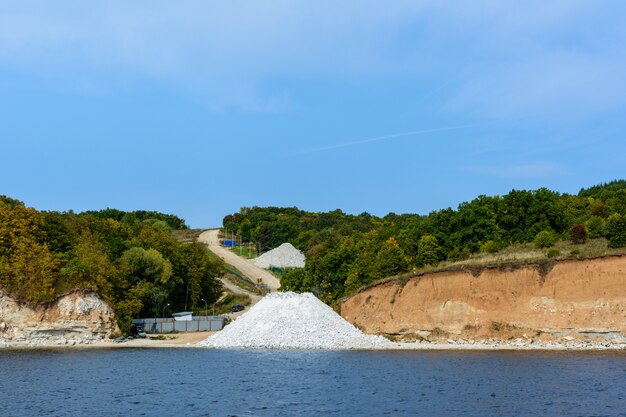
xmin=0 ymin=349 xmax=625 ymax=417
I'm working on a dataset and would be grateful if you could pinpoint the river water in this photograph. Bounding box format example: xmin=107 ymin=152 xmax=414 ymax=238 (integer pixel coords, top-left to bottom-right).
xmin=0 ymin=348 xmax=624 ymax=417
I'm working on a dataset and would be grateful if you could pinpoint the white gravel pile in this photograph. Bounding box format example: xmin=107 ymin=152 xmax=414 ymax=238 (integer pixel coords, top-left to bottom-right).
xmin=253 ymin=243 xmax=305 ymax=269
xmin=199 ymin=292 xmax=392 ymax=350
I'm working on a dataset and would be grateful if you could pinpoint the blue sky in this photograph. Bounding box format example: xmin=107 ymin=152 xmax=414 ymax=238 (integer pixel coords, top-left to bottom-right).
xmin=1 ymin=1 xmax=625 ymax=227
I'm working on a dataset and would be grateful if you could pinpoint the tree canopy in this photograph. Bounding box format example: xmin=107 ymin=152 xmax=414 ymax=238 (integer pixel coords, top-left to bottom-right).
xmin=224 ymin=180 xmax=626 ymax=304
xmin=0 ymin=198 xmax=223 ymax=333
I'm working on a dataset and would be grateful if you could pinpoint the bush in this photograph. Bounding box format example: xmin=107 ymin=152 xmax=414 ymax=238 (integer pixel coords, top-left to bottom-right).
xmin=490 ymin=321 xmax=518 ymax=332
xmin=448 ymin=247 xmax=471 ymax=261
xmin=570 ymin=224 xmax=587 ymax=244
xmin=546 ymin=248 xmax=560 ymax=258
xmin=480 ymin=240 xmax=501 ymax=254
xmin=534 ymin=230 xmax=556 ymax=248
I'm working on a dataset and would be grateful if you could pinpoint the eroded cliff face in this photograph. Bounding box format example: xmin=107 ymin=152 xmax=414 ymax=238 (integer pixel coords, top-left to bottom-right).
xmin=341 ymin=256 xmax=626 ymax=343
xmin=0 ymin=289 xmax=118 ymax=346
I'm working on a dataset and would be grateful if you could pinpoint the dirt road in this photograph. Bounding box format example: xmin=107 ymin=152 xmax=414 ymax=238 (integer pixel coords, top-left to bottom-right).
xmin=198 ymin=229 xmax=281 ymax=291
xmin=218 ymin=277 xmax=262 ymax=304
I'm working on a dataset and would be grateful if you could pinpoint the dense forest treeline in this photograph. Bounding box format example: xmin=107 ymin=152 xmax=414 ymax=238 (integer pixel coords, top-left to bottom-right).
xmin=223 ymin=180 xmax=626 ymax=303
xmin=0 ymin=196 xmax=223 ymax=333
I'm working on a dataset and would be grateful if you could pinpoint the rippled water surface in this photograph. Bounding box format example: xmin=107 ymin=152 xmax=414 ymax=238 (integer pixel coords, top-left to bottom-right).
xmin=1 ymin=348 xmax=625 ymax=417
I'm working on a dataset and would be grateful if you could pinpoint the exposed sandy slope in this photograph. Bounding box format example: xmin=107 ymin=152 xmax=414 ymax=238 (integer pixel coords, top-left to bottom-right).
xmin=198 ymin=229 xmax=280 ymax=290
xmin=341 ymin=256 xmax=626 ymax=345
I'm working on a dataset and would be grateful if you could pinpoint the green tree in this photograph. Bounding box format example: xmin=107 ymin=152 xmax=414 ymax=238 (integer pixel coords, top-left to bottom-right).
xmin=417 ymin=235 xmax=441 ymax=267
xmin=280 ymin=268 xmax=307 ymax=292
xmin=585 ymin=216 xmax=605 ymax=239
xmin=606 ymin=214 xmax=626 ymax=248
xmin=141 ymin=219 xmax=172 ymax=234
xmin=59 ymin=231 xmax=115 ymax=298
xmin=375 ymin=237 xmax=409 ymax=278
xmin=121 ymin=247 xmax=173 ymax=284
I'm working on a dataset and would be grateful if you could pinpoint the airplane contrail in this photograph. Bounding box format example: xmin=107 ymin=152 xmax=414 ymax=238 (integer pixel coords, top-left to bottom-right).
xmin=292 ymin=123 xmax=481 ymax=156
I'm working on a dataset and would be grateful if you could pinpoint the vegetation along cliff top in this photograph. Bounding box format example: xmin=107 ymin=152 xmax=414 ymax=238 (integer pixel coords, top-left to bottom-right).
xmin=3 ymin=179 xmax=626 ymax=328
xmin=223 ymin=180 xmax=626 ymax=304
xmin=0 ymin=196 xmax=224 ymax=334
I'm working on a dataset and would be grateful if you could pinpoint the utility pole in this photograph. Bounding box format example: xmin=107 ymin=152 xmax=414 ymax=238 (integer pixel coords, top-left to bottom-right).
xmin=184 ymin=282 xmax=189 ymax=311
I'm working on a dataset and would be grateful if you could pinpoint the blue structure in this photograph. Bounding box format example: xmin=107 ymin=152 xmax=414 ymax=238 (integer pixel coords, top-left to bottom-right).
xmin=223 ymin=240 xmax=237 ymax=247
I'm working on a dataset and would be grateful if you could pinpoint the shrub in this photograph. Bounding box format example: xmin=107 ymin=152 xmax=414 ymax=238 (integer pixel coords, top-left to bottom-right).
xmin=570 ymin=224 xmax=587 ymax=244
xmin=546 ymin=248 xmax=560 ymax=258
xmin=448 ymin=247 xmax=471 ymax=261
xmin=480 ymin=240 xmax=501 ymax=254
xmin=569 ymin=249 xmax=580 ymax=257
xmin=534 ymin=230 xmax=556 ymax=248
xmin=490 ymin=321 xmax=518 ymax=332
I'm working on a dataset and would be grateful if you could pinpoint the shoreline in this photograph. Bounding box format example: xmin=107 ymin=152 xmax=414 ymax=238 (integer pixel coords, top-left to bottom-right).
xmin=2 ymin=333 xmax=625 ymax=352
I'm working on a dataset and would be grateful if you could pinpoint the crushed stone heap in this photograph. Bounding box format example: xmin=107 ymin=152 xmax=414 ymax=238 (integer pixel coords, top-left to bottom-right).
xmin=199 ymin=292 xmax=392 ymax=350
xmin=253 ymin=243 xmax=305 ymax=269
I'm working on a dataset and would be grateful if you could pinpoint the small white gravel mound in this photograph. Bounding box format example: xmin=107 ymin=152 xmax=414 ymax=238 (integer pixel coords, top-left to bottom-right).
xmin=253 ymin=243 xmax=305 ymax=269
xmin=199 ymin=292 xmax=392 ymax=350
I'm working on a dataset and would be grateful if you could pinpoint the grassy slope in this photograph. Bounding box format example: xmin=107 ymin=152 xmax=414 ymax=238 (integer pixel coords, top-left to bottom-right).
xmin=228 ymin=246 xmax=258 ymax=259
xmin=447 ymin=237 xmax=623 ymax=269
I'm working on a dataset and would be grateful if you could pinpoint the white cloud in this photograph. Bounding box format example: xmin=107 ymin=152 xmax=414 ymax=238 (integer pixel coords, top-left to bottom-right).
xmin=0 ymin=2 xmax=431 ymax=110
xmin=1 ymin=1 xmax=625 ymax=118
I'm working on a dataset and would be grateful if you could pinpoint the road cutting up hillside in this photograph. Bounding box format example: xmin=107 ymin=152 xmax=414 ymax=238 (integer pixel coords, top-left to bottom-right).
xmin=198 ymin=229 xmax=281 ymax=291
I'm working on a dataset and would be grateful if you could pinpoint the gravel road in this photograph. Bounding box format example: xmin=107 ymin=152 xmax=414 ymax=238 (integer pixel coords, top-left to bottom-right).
xmin=198 ymin=229 xmax=281 ymax=291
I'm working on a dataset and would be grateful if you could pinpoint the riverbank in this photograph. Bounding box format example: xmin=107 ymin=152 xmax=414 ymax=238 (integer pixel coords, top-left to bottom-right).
xmin=0 ymin=331 xmax=213 ymax=350
xmin=2 ymin=333 xmax=625 ymax=351
xmin=342 ymin=255 xmax=626 ymax=346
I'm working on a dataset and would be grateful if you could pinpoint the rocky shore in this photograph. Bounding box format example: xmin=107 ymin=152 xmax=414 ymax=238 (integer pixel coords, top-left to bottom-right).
xmin=394 ymin=339 xmax=626 ymax=351
xmin=3 ymin=337 xmax=624 ymax=351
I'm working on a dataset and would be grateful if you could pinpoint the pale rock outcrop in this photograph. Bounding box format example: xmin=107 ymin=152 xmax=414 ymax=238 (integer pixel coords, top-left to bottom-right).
xmin=0 ymin=289 xmax=118 ymax=347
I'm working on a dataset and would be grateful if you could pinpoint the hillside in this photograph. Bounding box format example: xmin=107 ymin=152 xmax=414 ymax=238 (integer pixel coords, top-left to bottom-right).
xmin=341 ymin=255 xmax=626 ymax=345
xmin=0 ymin=196 xmax=224 ymax=333
xmin=222 ymin=180 xmax=626 ymax=304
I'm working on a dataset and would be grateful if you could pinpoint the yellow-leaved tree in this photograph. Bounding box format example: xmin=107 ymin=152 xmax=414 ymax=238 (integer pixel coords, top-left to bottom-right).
xmin=0 ymin=199 xmax=59 ymax=303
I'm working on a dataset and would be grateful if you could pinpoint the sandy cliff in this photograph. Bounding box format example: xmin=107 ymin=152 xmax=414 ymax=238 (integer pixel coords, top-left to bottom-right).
xmin=341 ymin=256 xmax=626 ymax=343
xmin=0 ymin=289 xmax=118 ymax=346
